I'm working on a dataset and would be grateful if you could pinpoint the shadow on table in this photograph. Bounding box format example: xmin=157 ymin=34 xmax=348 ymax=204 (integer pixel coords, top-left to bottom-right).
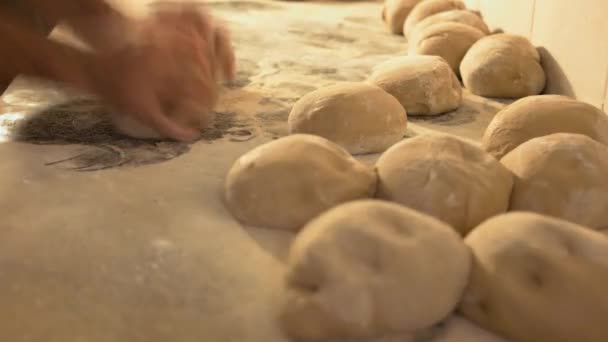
xmin=9 ymin=99 xmax=254 ymax=171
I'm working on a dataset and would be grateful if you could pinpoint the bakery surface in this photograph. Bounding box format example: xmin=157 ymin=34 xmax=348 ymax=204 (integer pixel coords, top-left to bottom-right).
xmin=0 ymin=0 xmax=528 ymax=341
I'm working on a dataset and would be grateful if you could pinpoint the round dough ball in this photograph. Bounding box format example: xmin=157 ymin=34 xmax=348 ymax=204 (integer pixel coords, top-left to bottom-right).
xmin=375 ymin=133 xmax=513 ymax=235
xmin=460 ymin=34 xmax=546 ymax=98
xmin=288 ymin=82 xmax=407 ymax=155
xmin=460 ymin=212 xmax=608 ymax=342
xmin=408 ymin=22 xmax=486 ymax=75
xmin=500 ymin=133 xmax=608 ymax=229
xmin=224 ymin=134 xmax=376 ymax=231
xmin=403 ymin=0 xmax=466 ymax=38
xmin=481 ymin=95 xmax=608 ymax=159
xmin=111 ymin=99 xmax=216 ymax=139
xmin=368 ymin=56 xmax=462 ymax=116
xmin=280 ymin=199 xmax=471 ymax=340
xmin=429 ymin=316 xmax=510 ymax=342
xmin=412 ymin=9 xmax=489 ymax=37
xmin=381 ymin=0 xmax=423 ymax=35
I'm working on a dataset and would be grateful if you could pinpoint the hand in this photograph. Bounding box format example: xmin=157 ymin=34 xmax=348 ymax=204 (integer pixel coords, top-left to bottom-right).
xmin=81 ymin=4 xmax=235 ymax=141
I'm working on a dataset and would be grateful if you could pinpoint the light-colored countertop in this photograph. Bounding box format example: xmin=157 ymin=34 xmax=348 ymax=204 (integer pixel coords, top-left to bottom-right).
xmin=0 ymin=1 xmax=510 ymax=341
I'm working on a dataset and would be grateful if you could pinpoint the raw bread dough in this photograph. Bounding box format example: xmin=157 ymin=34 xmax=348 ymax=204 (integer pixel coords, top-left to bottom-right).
xmin=460 ymin=212 xmax=608 ymax=342
xmin=403 ymin=0 xmax=466 ymax=38
xmin=408 ymin=22 xmax=485 ymax=75
xmin=375 ymin=133 xmax=513 ymax=235
xmin=367 ymin=56 xmax=461 ymax=116
xmin=224 ymin=134 xmax=376 ymax=231
xmin=501 ymin=133 xmax=608 ymax=229
xmin=280 ymin=200 xmax=471 ymax=340
xmin=410 ymin=9 xmax=490 ymax=38
xmin=460 ymin=34 xmax=545 ymax=98
xmin=429 ymin=316 xmax=510 ymax=342
xmin=381 ymin=0 xmax=423 ymax=35
xmin=288 ymin=82 xmax=407 ymax=155
xmin=481 ymin=95 xmax=608 ymax=159
xmin=111 ymin=99 xmax=217 ymax=139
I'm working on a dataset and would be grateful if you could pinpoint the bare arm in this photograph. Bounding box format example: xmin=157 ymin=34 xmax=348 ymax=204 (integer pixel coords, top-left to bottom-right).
xmin=21 ymin=0 xmax=133 ymax=51
xmin=0 ymin=7 xmax=91 ymax=87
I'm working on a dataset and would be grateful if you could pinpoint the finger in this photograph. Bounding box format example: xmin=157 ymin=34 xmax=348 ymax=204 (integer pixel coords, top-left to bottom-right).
xmin=213 ymin=23 xmax=236 ymax=81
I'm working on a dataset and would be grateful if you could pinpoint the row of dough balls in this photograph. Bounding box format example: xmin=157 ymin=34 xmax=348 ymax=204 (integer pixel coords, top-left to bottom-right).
xmin=382 ymin=0 xmax=545 ymax=99
xmin=225 ymin=102 xmax=608 ymax=235
xmin=282 ymin=203 xmax=608 ymax=341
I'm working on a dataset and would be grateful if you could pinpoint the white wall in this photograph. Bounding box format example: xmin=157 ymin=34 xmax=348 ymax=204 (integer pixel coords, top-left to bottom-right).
xmin=468 ymin=0 xmax=608 ymax=111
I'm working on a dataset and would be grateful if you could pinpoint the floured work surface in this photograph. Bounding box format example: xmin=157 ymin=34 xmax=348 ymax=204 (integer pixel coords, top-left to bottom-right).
xmin=0 ymin=1 xmax=510 ymax=341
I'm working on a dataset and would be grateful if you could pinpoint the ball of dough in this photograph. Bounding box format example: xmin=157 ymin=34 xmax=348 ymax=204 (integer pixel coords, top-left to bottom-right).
xmin=460 ymin=212 xmax=608 ymax=342
xmin=280 ymin=199 xmax=471 ymax=340
xmin=288 ymin=82 xmax=407 ymax=155
xmin=375 ymin=133 xmax=513 ymax=235
xmin=500 ymin=133 xmax=608 ymax=229
xmin=381 ymin=0 xmax=423 ymax=35
xmin=403 ymin=0 xmax=466 ymax=38
xmin=224 ymin=134 xmax=376 ymax=231
xmin=408 ymin=22 xmax=486 ymax=75
xmin=481 ymin=95 xmax=608 ymax=159
xmin=410 ymin=9 xmax=490 ymax=39
xmin=460 ymin=34 xmax=545 ymax=98
xmin=111 ymin=99 xmax=216 ymax=139
xmin=429 ymin=316 xmax=510 ymax=342
xmin=368 ymin=56 xmax=462 ymax=116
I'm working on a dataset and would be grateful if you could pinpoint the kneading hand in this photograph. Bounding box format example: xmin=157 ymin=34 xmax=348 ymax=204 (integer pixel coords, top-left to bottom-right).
xmin=82 ymin=3 xmax=235 ymax=141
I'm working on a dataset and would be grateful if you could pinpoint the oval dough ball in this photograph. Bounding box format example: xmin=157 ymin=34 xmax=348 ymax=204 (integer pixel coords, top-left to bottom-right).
xmin=411 ymin=9 xmax=490 ymax=38
xmin=382 ymin=0 xmax=423 ymax=35
xmin=368 ymin=56 xmax=462 ymax=116
xmin=481 ymin=95 xmax=608 ymax=159
xmin=460 ymin=34 xmax=545 ymax=98
xmin=280 ymin=199 xmax=471 ymax=340
xmin=460 ymin=212 xmax=608 ymax=342
xmin=375 ymin=133 xmax=513 ymax=235
xmin=288 ymin=82 xmax=407 ymax=155
xmin=403 ymin=0 xmax=465 ymax=38
xmin=408 ymin=22 xmax=486 ymax=75
xmin=224 ymin=134 xmax=376 ymax=231
xmin=501 ymin=133 xmax=608 ymax=229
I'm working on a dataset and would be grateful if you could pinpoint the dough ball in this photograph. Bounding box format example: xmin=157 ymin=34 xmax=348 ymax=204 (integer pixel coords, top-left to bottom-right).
xmin=381 ymin=0 xmax=423 ymax=35
xmin=368 ymin=56 xmax=462 ymax=116
xmin=288 ymin=82 xmax=407 ymax=155
xmin=280 ymin=199 xmax=471 ymax=340
xmin=460 ymin=34 xmax=545 ymax=98
xmin=224 ymin=134 xmax=376 ymax=231
xmin=408 ymin=22 xmax=486 ymax=75
xmin=500 ymin=133 xmax=608 ymax=229
xmin=403 ymin=0 xmax=466 ymax=38
xmin=481 ymin=95 xmax=608 ymax=159
xmin=111 ymin=98 xmax=217 ymax=139
xmin=410 ymin=9 xmax=490 ymax=39
xmin=460 ymin=212 xmax=608 ymax=342
xmin=429 ymin=316 xmax=510 ymax=342
xmin=375 ymin=133 xmax=513 ymax=235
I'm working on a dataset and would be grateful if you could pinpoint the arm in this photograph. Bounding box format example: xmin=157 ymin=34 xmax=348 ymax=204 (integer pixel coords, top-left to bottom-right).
xmin=21 ymin=0 xmax=133 ymax=51
xmin=0 ymin=7 xmax=92 ymax=87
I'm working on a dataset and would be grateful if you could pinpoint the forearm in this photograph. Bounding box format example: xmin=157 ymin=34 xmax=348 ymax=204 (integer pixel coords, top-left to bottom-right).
xmin=21 ymin=0 xmax=132 ymax=51
xmin=0 ymin=8 xmax=92 ymax=87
